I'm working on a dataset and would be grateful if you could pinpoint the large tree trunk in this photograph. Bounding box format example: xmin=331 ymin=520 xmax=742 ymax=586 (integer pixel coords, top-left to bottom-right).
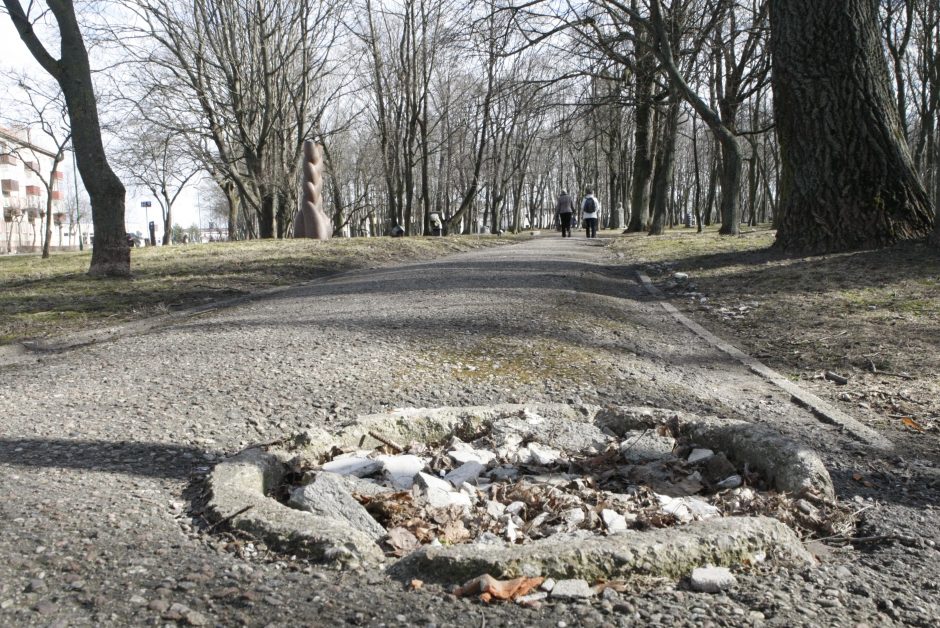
xmin=716 ymin=135 xmax=743 ymax=235
xmin=5 ymin=0 xmax=129 ymax=275
xmin=627 ymin=33 xmax=655 ymax=233
xmin=770 ymin=0 xmax=934 ymax=253
xmin=648 ymin=96 xmax=680 ymax=236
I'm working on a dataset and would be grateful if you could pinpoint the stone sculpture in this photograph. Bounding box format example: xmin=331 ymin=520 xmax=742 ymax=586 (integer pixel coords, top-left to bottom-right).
xmin=292 ymin=140 xmax=331 ymax=239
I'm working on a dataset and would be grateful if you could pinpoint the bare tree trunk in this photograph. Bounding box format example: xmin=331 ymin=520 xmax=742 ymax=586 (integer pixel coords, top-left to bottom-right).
xmin=5 ymin=0 xmax=129 ymax=275
xmin=627 ymin=31 xmax=655 ymax=232
xmin=649 ymin=92 xmax=680 ymax=236
xmin=770 ymin=0 xmax=934 ymax=252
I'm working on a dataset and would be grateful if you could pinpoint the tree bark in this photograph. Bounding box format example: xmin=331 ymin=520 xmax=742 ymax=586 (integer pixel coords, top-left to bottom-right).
xmin=648 ymin=94 xmax=680 ymax=236
xmin=5 ymin=0 xmax=129 ymax=275
xmin=770 ymin=0 xmax=934 ymax=253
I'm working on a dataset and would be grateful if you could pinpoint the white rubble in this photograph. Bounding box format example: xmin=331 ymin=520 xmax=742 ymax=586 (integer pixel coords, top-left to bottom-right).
xmin=600 ymin=509 xmax=628 ymax=533
xmin=444 ymin=461 xmax=485 ymax=487
xmin=378 ymin=454 xmax=427 ymax=489
xmin=515 ymin=591 xmax=548 ymax=606
xmin=687 ymin=448 xmax=714 ymax=464
xmin=322 ymin=453 xmax=382 ymax=477
xmin=503 ymin=518 xmax=519 ymax=542
xmin=563 ymin=507 xmax=585 ymax=529
xmin=657 ymin=494 xmax=720 ymax=522
xmin=528 ymin=443 xmax=562 ymax=466
xmin=414 ymin=472 xmax=471 ymax=510
xmin=505 ymin=501 xmax=526 ymax=516
xmin=448 ymin=441 xmax=496 ymax=466
xmin=549 ymin=579 xmax=595 ymax=599
xmin=486 ymin=500 xmax=507 ymax=518
xmin=717 ymin=474 xmax=743 ymax=489
xmin=690 ymin=566 xmax=737 ymax=593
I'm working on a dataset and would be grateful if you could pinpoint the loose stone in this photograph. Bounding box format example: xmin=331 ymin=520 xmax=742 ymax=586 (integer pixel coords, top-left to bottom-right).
xmin=550 ymin=579 xmax=595 ymax=599
xmin=690 ymin=566 xmax=737 ymax=593
xmin=688 ymin=448 xmax=714 ymax=464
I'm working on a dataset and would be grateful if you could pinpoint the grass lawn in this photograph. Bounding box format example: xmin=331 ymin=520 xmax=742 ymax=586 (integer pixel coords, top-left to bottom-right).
xmin=0 ymin=235 xmax=520 ymax=346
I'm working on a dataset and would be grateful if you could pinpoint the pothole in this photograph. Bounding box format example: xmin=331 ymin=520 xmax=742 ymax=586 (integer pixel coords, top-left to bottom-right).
xmin=205 ymin=404 xmax=849 ymax=587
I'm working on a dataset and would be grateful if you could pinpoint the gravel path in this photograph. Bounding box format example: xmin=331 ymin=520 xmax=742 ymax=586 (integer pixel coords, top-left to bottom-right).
xmin=2 ymin=236 xmax=938 ymax=626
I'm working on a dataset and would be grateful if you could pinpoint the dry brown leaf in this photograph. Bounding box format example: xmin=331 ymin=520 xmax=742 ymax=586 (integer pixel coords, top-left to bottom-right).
xmin=409 ymin=579 xmax=423 ymax=591
xmin=386 ymin=526 xmax=419 ymax=556
xmin=454 ymin=574 xmax=545 ymax=603
xmin=439 ymin=520 xmax=471 ymax=544
xmin=901 ymin=417 xmax=924 ymax=432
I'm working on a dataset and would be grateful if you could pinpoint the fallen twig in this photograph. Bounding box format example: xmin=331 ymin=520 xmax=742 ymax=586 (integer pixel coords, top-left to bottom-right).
xmin=823 ymin=371 xmax=849 ymax=385
xmin=207 ymin=505 xmax=253 ymax=531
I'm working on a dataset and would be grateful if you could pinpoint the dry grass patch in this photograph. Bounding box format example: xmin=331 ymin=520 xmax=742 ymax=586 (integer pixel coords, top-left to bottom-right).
xmin=608 ymin=225 xmax=940 ymax=444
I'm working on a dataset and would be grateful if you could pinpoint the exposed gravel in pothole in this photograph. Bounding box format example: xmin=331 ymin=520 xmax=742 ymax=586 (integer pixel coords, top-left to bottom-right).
xmin=270 ymin=407 xmax=851 ymax=559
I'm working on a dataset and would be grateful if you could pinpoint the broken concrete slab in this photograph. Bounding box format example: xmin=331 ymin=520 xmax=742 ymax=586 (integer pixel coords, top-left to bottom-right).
xmin=528 ymin=443 xmax=562 ymax=466
xmin=322 ymin=453 xmax=382 ymax=477
xmin=448 ymin=442 xmax=496 ymax=466
xmin=445 ymin=461 xmax=485 ymax=487
xmin=289 ymin=473 xmax=387 ymax=540
xmin=205 ymin=447 xmax=385 ymax=565
xmin=378 ymin=454 xmax=426 ymax=489
xmin=600 ymin=509 xmax=628 ymax=533
xmin=487 ymin=413 xmax=609 ymax=455
xmin=290 ymin=404 xmax=600 ymax=461
xmin=388 ymin=516 xmax=812 ymax=584
xmin=335 ymin=474 xmax=394 ymax=497
xmin=415 ymin=472 xmax=472 ymax=510
xmin=211 ymin=402 xmax=832 ymax=577
xmin=596 ymin=406 xmax=835 ymax=500
xmin=620 ymin=430 xmax=677 ymax=463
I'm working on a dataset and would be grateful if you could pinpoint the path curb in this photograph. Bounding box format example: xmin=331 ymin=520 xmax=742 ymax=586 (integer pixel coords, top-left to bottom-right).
xmin=636 ymin=271 xmax=892 ymax=451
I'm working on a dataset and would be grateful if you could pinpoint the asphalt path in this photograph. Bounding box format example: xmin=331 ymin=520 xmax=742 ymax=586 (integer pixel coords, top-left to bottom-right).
xmin=2 ymin=236 xmax=937 ymax=626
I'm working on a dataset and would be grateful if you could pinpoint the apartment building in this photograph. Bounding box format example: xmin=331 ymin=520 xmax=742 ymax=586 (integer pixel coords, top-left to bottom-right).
xmin=0 ymin=125 xmax=74 ymax=254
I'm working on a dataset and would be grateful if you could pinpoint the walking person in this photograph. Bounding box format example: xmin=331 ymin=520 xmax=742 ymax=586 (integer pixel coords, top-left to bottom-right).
xmin=581 ymin=188 xmax=601 ymax=238
xmin=555 ymin=189 xmax=575 ymax=237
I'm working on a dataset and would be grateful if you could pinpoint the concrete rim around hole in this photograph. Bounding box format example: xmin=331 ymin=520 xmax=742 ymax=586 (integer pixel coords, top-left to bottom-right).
xmin=203 ymin=403 xmax=826 ymax=580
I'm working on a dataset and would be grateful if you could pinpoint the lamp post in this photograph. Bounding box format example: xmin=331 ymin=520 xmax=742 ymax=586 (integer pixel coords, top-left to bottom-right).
xmin=141 ymin=201 xmax=154 ymax=245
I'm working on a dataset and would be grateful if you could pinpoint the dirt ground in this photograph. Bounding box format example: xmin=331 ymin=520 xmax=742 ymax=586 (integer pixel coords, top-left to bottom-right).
xmin=608 ymin=226 xmax=940 ymax=467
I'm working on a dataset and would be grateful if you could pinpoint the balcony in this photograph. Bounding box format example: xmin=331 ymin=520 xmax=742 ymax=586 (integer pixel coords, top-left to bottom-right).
xmin=25 ymin=185 xmax=41 ymax=196
xmin=1 ymin=179 xmax=19 ymax=193
xmin=51 ymin=190 xmax=63 ymax=201
xmin=54 ymin=171 xmax=64 ymax=180
xmin=24 ymin=161 xmax=39 ymax=172
xmin=0 ymin=154 xmax=16 ymax=166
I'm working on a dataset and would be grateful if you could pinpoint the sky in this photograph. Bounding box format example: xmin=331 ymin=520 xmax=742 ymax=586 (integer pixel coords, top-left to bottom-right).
xmin=1 ymin=14 xmax=203 ymax=239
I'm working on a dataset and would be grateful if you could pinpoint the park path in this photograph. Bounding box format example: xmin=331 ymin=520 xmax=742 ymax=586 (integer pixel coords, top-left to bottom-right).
xmin=1 ymin=235 xmax=931 ymax=626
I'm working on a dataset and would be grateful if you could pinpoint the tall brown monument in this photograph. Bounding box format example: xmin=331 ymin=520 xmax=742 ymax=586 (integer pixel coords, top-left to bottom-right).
xmin=293 ymin=140 xmax=331 ymax=239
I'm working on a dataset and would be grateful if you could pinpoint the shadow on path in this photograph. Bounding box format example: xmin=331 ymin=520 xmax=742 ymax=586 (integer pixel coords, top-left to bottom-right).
xmin=0 ymin=438 xmax=211 ymax=480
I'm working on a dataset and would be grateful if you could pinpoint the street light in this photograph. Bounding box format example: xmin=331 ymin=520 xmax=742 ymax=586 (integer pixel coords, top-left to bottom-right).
xmin=141 ymin=201 xmax=154 ymax=245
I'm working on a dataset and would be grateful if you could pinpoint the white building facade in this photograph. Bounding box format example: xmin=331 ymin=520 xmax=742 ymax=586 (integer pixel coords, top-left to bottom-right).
xmin=0 ymin=126 xmax=75 ymax=254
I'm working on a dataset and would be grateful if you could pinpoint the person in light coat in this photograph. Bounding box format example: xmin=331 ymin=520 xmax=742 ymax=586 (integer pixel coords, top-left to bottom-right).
xmin=581 ymin=188 xmax=601 ymax=238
